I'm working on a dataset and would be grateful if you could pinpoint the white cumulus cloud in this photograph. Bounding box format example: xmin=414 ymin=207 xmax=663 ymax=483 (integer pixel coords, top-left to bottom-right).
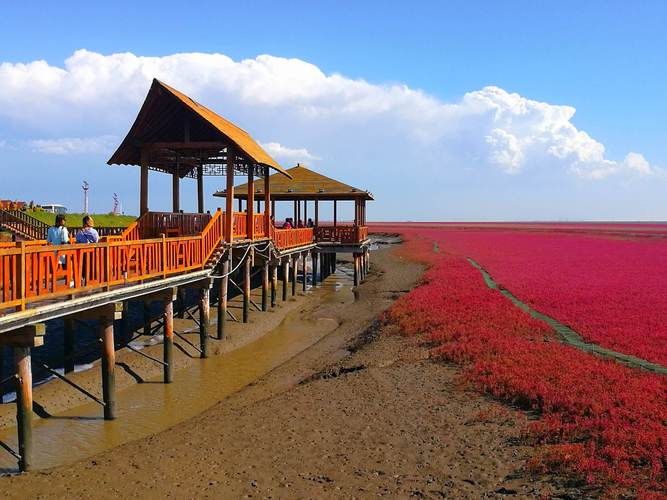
xmin=0 ymin=49 xmax=660 ymax=188
xmin=260 ymin=142 xmax=320 ymax=165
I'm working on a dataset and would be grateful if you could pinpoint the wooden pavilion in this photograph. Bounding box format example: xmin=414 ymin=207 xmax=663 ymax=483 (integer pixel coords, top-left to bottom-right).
xmin=107 ymin=78 xmax=291 ymax=241
xmin=214 ymin=163 xmax=372 ymax=284
xmin=215 ymin=163 xmax=372 ymax=244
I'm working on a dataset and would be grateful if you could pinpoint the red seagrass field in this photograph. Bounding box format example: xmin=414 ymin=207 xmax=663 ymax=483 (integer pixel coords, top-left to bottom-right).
xmin=372 ymin=222 xmax=667 ymax=497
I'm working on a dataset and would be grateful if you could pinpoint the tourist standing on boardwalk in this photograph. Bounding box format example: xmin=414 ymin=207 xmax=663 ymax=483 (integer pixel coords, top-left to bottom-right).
xmin=47 ymin=214 xmax=69 ymax=268
xmin=77 ymin=216 xmax=99 ymax=284
xmin=76 ymin=216 xmax=99 ymax=244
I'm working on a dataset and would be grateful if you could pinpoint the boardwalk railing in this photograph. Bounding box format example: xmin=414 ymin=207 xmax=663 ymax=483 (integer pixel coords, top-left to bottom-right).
xmin=271 ymin=226 xmax=314 ymax=250
xmin=0 ymin=209 xmax=325 ymax=314
xmin=314 ymin=225 xmax=368 ymax=244
xmin=0 ymin=210 xmax=50 ymax=240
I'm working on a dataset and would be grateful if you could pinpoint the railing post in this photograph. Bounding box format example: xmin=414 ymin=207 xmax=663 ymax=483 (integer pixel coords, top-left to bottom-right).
xmin=161 ymin=233 xmax=167 ymax=278
xmin=16 ymin=241 xmax=26 ymax=311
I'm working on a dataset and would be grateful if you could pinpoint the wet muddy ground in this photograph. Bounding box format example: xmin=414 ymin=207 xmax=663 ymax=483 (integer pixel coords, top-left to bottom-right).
xmin=0 ymin=245 xmax=580 ymax=498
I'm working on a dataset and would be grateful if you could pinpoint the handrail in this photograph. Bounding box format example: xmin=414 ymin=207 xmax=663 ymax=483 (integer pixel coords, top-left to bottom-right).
xmin=200 ymin=209 xmax=223 ymax=262
xmin=0 ymin=211 xmax=327 ymax=315
xmin=271 ymin=227 xmax=314 ymax=250
xmin=315 ymin=225 xmax=368 ymax=244
xmin=0 ymin=210 xmax=50 ymax=240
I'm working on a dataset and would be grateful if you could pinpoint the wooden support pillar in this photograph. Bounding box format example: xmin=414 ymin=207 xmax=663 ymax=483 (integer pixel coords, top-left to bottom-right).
xmin=262 ymin=261 xmax=269 ymax=311
xmin=320 ymin=253 xmax=326 ymax=280
xmin=271 ymin=200 xmax=276 ymax=219
xmin=177 ymin=289 xmax=186 ymax=319
xmin=197 ymin=165 xmax=205 ymax=214
xmin=172 ymin=163 xmax=180 ymax=213
xmin=14 ymin=346 xmax=32 ymax=471
xmin=217 ymin=259 xmax=229 ymax=340
xmin=361 ymin=252 xmax=366 ymax=281
xmin=238 ymin=198 xmax=242 ymax=212
xmin=140 ymin=150 xmax=149 ymax=215
xmin=333 ymin=200 xmax=337 ymax=227
xmin=199 ymin=285 xmax=210 ymax=358
xmin=264 ymin=167 xmax=271 ymax=236
xmin=332 ymin=252 xmax=336 ymax=273
xmin=353 ymin=254 xmax=359 ymax=287
xmin=293 ymin=200 xmax=297 ymax=224
xmin=100 ymin=314 xmax=116 ymax=420
xmin=143 ymin=302 xmax=151 ymax=335
xmin=291 ymin=255 xmax=297 ymax=296
xmin=163 ymin=297 xmax=174 ymax=383
xmin=354 ymin=199 xmax=359 ymax=226
xmin=63 ymin=317 xmax=75 ymax=374
xmin=282 ymin=259 xmax=289 ymax=301
xmin=247 ymin=166 xmax=255 ymax=240
xmin=312 ymin=253 xmax=318 ymax=286
xmin=121 ymin=301 xmax=131 ymax=343
xmin=302 ymin=253 xmax=307 ymax=293
xmin=271 ymin=263 xmax=277 ymax=307
xmin=304 ymin=200 xmax=308 ymax=224
xmin=243 ymin=256 xmax=251 ymax=322
xmin=225 ymin=148 xmax=235 ymax=243
xmin=315 ymin=200 xmax=319 ymax=226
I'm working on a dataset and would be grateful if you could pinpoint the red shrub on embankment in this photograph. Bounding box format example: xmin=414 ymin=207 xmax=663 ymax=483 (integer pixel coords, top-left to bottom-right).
xmin=380 ymin=227 xmax=667 ymax=496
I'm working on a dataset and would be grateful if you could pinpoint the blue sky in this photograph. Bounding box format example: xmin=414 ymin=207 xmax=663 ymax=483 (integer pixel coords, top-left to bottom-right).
xmin=1 ymin=1 xmax=666 ymax=220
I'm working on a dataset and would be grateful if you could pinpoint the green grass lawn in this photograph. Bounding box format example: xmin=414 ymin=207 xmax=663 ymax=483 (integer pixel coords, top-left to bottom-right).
xmin=26 ymin=211 xmax=137 ymax=228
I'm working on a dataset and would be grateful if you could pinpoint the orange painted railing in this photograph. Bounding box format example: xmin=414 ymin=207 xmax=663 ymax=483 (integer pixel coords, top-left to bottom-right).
xmin=0 ymin=209 xmax=327 ymax=314
xmin=200 ymin=210 xmax=223 ymax=263
xmin=270 ymin=226 xmax=314 ymax=250
xmin=314 ymin=225 xmax=368 ymax=244
xmin=253 ymin=214 xmax=267 ymax=238
xmin=0 ymin=231 xmax=216 ymax=313
xmin=232 ymin=212 xmax=247 ymax=239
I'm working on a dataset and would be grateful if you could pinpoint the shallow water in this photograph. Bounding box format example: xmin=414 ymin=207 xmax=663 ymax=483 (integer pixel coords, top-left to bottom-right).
xmin=0 ymin=266 xmax=354 ymax=472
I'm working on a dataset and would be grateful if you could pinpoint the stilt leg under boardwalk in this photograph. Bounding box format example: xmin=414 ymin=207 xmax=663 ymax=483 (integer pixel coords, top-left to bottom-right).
xmin=243 ymin=257 xmax=251 ymax=323
xmin=143 ymin=302 xmax=151 ymax=336
xmin=100 ymin=316 xmax=116 ymax=420
xmin=63 ymin=317 xmax=74 ymax=374
xmin=302 ymin=253 xmax=307 ymax=293
xmin=218 ymin=260 xmax=229 ymax=340
xmin=262 ymin=262 xmax=269 ymax=311
xmin=271 ymin=264 xmax=277 ymax=307
xmin=282 ymin=259 xmax=289 ymax=301
xmin=353 ymin=253 xmax=359 ymax=286
xmin=163 ymin=299 xmax=174 ymax=383
xmin=199 ymin=286 xmax=210 ymax=358
xmin=14 ymin=346 xmax=32 ymax=471
xmin=312 ymin=253 xmax=318 ymax=286
xmin=291 ymin=256 xmax=297 ymax=296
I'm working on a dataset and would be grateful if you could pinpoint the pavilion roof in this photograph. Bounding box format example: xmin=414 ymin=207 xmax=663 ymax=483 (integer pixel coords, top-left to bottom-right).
xmin=214 ymin=164 xmax=374 ymax=201
xmin=107 ymin=79 xmax=290 ymax=179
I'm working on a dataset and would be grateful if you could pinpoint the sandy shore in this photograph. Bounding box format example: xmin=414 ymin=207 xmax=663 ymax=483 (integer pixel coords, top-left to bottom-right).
xmin=0 ymin=244 xmax=577 ymax=498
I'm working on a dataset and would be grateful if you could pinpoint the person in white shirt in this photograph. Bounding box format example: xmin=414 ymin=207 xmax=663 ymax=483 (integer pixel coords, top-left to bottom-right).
xmin=46 ymin=214 xmax=69 ymax=270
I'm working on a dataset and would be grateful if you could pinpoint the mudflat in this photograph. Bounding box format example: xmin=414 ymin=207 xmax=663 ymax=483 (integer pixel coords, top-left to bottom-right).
xmin=0 ymin=245 xmax=565 ymax=498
